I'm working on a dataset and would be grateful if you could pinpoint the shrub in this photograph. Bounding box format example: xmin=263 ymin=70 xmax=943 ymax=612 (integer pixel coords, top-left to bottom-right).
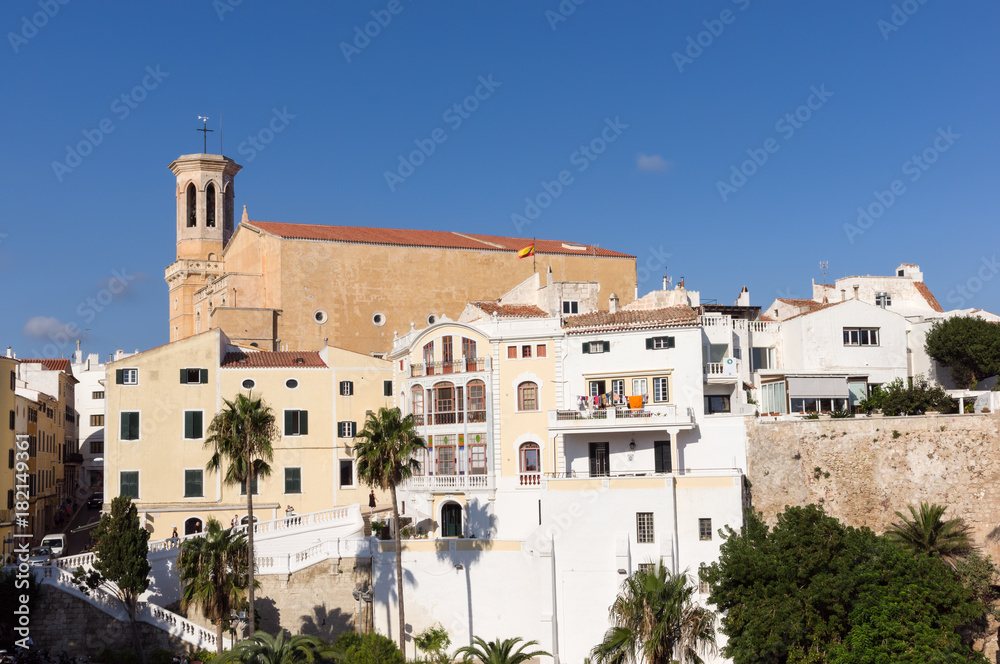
xmin=881 ymin=375 xmax=953 ymax=416
xmin=336 ymin=632 xmax=404 ymax=664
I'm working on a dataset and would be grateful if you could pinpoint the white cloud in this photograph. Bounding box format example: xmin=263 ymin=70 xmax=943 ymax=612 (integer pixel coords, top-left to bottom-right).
xmin=636 ymin=154 xmax=670 ymax=172
xmin=23 ymin=316 xmax=74 ymax=340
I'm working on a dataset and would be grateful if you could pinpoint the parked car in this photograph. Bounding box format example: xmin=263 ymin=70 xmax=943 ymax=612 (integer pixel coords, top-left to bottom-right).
xmin=40 ymin=534 xmax=66 ymax=557
xmin=26 ymin=547 xmax=53 ymax=565
xmin=87 ymin=492 xmax=103 ymax=509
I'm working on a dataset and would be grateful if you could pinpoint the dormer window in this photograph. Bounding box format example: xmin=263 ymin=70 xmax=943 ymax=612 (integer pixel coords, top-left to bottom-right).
xmin=563 ymin=301 xmax=579 ymax=315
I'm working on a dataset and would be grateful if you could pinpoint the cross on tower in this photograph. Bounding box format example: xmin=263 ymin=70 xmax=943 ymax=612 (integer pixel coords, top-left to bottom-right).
xmin=197 ymin=116 xmax=213 ymax=153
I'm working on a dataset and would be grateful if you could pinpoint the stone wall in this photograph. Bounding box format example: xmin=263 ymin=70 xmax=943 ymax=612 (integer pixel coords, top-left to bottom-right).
xmin=747 ymin=413 xmax=1000 ymax=556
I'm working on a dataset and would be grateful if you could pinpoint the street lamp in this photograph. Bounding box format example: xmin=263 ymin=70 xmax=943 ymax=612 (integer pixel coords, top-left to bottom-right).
xmin=229 ymin=609 xmax=248 ymax=648
xmin=352 ymin=585 xmax=373 ymax=634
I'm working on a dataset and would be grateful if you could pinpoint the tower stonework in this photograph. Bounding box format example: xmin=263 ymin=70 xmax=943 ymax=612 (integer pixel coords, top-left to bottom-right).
xmin=164 ymin=154 xmax=241 ymax=342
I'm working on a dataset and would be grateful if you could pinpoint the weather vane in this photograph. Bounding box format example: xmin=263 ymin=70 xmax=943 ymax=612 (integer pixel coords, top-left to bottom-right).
xmin=197 ymin=116 xmax=213 ymax=153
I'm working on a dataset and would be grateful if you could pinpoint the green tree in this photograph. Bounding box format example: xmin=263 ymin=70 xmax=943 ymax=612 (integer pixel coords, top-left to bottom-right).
xmin=880 ymin=376 xmax=953 ymax=416
xmin=215 ymin=631 xmax=340 ymax=664
xmin=205 ymin=392 xmax=279 ymax=634
xmin=925 ymin=315 xmax=1000 ymax=389
xmin=590 ymin=562 xmax=716 ymax=664
xmin=700 ymin=505 xmax=987 ymax=664
xmin=885 ymin=501 xmax=973 ymax=568
xmin=455 ymin=636 xmax=550 ymax=664
xmin=414 ymin=624 xmax=451 ymax=664
xmin=72 ymin=496 xmax=151 ymax=664
xmin=179 ymin=517 xmax=255 ymax=654
xmin=354 ymin=406 xmax=426 ymax=653
xmin=0 ymin=565 xmax=38 ymax=647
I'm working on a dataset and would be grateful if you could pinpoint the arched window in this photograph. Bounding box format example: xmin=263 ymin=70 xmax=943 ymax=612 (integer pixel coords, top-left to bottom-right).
xmin=441 ymin=502 xmax=463 ymax=538
xmin=411 ymin=386 xmax=424 ymax=425
xmin=519 ymin=442 xmax=541 ymax=485
xmin=224 ymin=183 xmax=234 ymax=232
xmin=205 ymin=182 xmax=216 ymax=227
xmin=183 ymin=516 xmax=203 ymax=536
xmin=467 ymin=380 xmax=486 ymax=423
xmin=186 ymin=183 xmax=197 ymax=227
xmin=432 ymin=382 xmax=455 ymax=425
xmin=517 ymin=382 xmax=538 ymax=411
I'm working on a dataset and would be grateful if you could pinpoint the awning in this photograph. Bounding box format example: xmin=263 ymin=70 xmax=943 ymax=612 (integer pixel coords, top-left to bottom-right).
xmin=787 ymin=376 xmax=848 ymax=398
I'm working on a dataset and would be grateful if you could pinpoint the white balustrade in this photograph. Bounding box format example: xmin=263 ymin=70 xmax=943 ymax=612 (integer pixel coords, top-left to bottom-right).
xmin=405 ymin=474 xmax=495 ymax=492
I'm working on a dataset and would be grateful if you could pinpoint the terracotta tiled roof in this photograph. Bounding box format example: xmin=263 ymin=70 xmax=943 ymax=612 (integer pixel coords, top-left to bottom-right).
xmin=563 ymin=306 xmax=697 ymax=334
xmin=776 ymin=298 xmax=823 ymax=308
xmin=246 ymin=221 xmax=634 ymax=258
xmin=470 ymin=302 xmax=548 ymax=318
xmin=18 ymin=359 xmax=71 ymax=372
xmin=914 ymin=282 xmax=943 ymax=312
xmin=221 ymin=351 xmax=326 ymax=368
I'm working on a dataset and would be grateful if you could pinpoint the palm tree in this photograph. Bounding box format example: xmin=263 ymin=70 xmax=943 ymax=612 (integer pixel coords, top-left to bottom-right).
xmin=354 ymin=406 xmax=426 ymax=654
xmin=885 ymin=501 xmax=974 ymax=566
xmin=205 ymin=392 xmax=279 ymax=634
xmin=590 ymin=563 xmax=717 ymax=664
xmin=178 ymin=518 xmax=255 ymax=654
xmin=455 ymin=636 xmax=550 ymax=664
xmin=215 ymin=631 xmax=341 ymax=664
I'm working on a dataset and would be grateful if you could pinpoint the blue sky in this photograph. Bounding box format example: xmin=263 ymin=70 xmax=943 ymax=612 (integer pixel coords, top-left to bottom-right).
xmin=1 ymin=1 xmax=998 ymax=359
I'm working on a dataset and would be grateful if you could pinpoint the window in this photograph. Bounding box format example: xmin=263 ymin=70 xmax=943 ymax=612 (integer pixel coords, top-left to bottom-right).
xmin=521 ymin=345 xmax=532 ymax=358
xmin=436 ymin=445 xmax=456 ymax=475
xmin=314 ymin=310 xmax=328 ymax=324
xmin=632 ymin=378 xmax=647 ymax=399
xmin=705 ymin=395 xmax=730 ymax=414
xmin=462 ymin=338 xmax=477 ymax=360
xmin=507 ymin=346 xmax=518 ymax=359
xmin=637 ymin=513 xmax=655 ymax=543
xmin=583 ymin=341 xmax=609 ymax=354
xmin=242 ymin=378 xmax=255 ymax=390
xmin=654 ymin=440 xmax=672 ymax=473
xmin=120 ymin=412 xmax=140 ymax=441
xmin=240 ymin=476 xmax=259 ymax=495
xmin=184 ymin=469 xmax=203 ymax=498
xmin=180 ymin=368 xmax=208 ymax=384
xmin=645 ymin=336 xmax=675 ymax=350
xmin=423 ymin=341 xmax=434 ymax=365
xmin=411 ymin=386 xmax=424 ymax=417
xmin=120 ymin=471 xmax=139 ymax=500
xmin=338 ymin=421 xmax=356 ymax=438
xmin=340 ymin=381 xmax=354 ymax=396
xmin=589 ymin=380 xmax=606 ymax=397
xmin=442 ymin=336 xmax=453 ymax=364
xmin=9 ymin=371 xmax=14 ymax=390
xmin=467 ymin=380 xmax=486 ymax=422
xmin=183 ymin=411 xmax=203 ymax=439
xmin=205 ymin=183 xmax=216 ymax=227
xmin=116 ymin=368 xmax=138 ymax=385
xmin=519 ymin=442 xmax=540 ymax=473
xmin=9 ymin=410 xmax=15 ymax=430
xmin=517 ymin=382 xmax=538 ymax=411
xmin=876 ymin=292 xmax=892 ymax=307
xmin=383 ymin=380 xmax=393 ymax=397
xmin=285 ymin=467 xmax=302 ymax=493
xmin=611 ymin=379 xmax=624 ymax=400
xmin=372 ymin=312 xmax=385 ymax=326
xmin=285 ymin=378 xmax=298 ymax=389
xmin=90 ymin=440 xmax=104 ymax=454
xmin=338 ymin=460 xmax=353 ymax=488
xmin=653 ymin=377 xmax=669 ymax=402
xmin=536 ymin=344 xmax=547 ymax=358
xmin=699 ymin=518 xmax=713 ymax=541
xmin=843 ymin=328 xmax=879 ymax=346
xmin=638 ymin=563 xmax=655 ymax=574
xmin=92 ymin=391 xmax=104 ymax=400
xmin=469 ymin=444 xmax=487 ymax=474
xmin=562 ymin=301 xmax=579 ymax=315
xmin=284 ymin=410 xmax=309 ymax=436
xmin=699 ymin=581 xmax=710 ymax=594
xmin=750 ymin=347 xmax=775 ymax=372
xmin=186 ymin=183 xmax=196 ymax=227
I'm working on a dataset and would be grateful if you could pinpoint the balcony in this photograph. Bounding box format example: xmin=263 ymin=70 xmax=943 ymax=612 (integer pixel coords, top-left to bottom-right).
xmin=411 ymin=357 xmax=490 ymax=377
xmin=705 ymin=359 xmax=740 ymax=382
xmin=414 ymin=410 xmax=487 ymax=426
xmin=405 ymin=474 xmax=495 ymax=493
xmin=547 ymin=405 xmax=695 ymax=433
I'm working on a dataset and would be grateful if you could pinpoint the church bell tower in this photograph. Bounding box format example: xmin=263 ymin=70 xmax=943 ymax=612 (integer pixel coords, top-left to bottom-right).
xmin=164 ymin=153 xmax=242 ymax=342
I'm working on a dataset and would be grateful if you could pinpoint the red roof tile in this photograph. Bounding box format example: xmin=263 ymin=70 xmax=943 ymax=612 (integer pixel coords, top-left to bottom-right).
xmin=221 ymin=351 xmax=326 ymax=368
xmin=18 ymin=359 xmax=71 ymax=372
xmin=563 ymin=306 xmax=697 ymax=334
xmin=776 ymin=298 xmax=823 ymax=308
xmin=469 ymin=302 xmax=549 ymax=318
xmin=914 ymin=282 xmax=943 ymax=312
xmin=246 ymin=221 xmax=634 ymax=259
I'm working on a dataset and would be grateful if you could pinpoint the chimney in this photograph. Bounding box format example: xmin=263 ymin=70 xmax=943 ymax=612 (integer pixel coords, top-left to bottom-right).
xmin=5 ymin=346 xmax=10 ymax=358
xmin=609 ymin=293 xmax=619 ymax=313
xmin=853 ymin=285 xmax=859 ymax=300
xmin=679 ymin=277 xmax=685 ymax=289
xmin=841 ymin=289 xmax=846 ymax=302
xmin=74 ymin=340 xmax=83 ymax=365
xmin=735 ymin=286 xmax=750 ymax=307
xmin=662 ymin=269 xmax=670 ymax=291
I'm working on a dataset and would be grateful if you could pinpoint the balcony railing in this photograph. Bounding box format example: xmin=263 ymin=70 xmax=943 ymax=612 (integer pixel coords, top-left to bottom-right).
xmin=405 ymin=474 xmax=495 ymax=492
xmin=411 ymin=357 xmax=489 ymax=377
xmin=549 ymin=405 xmax=694 ymax=430
xmin=518 ymin=472 xmax=541 ymax=486
xmin=705 ymin=360 xmax=740 ymax=379
xmin=545 ymin=467 xmax=743 ymax=479
xmin=416 ymin=410 xmax=487 ymax=426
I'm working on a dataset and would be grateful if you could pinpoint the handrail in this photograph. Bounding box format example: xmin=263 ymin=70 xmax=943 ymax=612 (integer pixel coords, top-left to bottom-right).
xmin=544 ymin=467 xmax=743 ymax=479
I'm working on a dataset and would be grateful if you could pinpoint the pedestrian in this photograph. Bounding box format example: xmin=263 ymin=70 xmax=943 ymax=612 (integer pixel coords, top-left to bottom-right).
xmin=286 ymin=505 xmax=295 ymax=518
xmin=170 ymin=527 xmax=179 ymax=548
xmin=368 ymin=490 xmax=377 ymax=516
xmin=231 ymin=514 xmax=239 ymax=528
xmin=194 ymin=520 xmax=202 ymax=534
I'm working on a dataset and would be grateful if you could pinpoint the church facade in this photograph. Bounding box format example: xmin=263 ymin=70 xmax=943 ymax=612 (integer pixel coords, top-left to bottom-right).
xmin=164 ymin=153 xmax=639 ymax=357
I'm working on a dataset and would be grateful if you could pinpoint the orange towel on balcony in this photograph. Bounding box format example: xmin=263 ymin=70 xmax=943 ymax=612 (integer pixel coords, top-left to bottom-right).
xmin=628 ymin=396 xmax=643 ymax=409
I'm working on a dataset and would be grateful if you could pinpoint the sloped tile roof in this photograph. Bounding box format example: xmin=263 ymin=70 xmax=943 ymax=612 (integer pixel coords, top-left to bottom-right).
xmin=776 ymin=298 xmax=823 ymax=308
xmin=469 ymin=302 xmax=548 ymax=318
xmin=247 ymin=221 xmax=634 ymax=258
xmin=782 ymin=300 xmax=848 ymax=321
xmin=221 ymin=351 xmax=326 ymax=368
xmin=563 ymin=305 xmax=697 ymax=334
xmin=914 ymin=282 xmax=943 ymax=312
xmin=18 ymin=359 xmax=71 ymax=372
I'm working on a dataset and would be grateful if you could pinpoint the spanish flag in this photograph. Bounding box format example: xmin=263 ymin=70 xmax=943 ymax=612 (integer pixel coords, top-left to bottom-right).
xmin=518 ymin=242 xmax=535 ymax=259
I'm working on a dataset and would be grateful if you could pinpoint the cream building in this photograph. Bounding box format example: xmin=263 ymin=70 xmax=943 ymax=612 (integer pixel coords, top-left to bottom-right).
xmin=104 ymin=329 xmax=394 ymax=538
xmin=164 ymin=153 xmax=639 ymax=357
xmin=1 ymin=354 xmax=17 ymax=559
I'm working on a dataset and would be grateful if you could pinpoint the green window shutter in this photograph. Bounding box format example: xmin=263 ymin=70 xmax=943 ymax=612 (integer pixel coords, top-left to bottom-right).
xmin=200 ymin=369 xmax=208 ymax=384
xmin=384 ymin=380 xmax=392 ymax=397
xmin=603 ymin=341 xmax=610 ymax=353
xmin=284 ymin=410 xmax=293 ymax=435
xmin=116 ymin=369 xmax=124 ymax=384
xmin=582 ymin=342 xmax=589 ymax=354
xmin=300 ymin=411 xmax=308 ymax=435
xmin=130 ymin=413 xmax=139 ymax=440
xmin=667 ymin=336 xmax=675 ymax=349
xmin=645 ymin=338 xmax=654 ymax=350
xmin=193 ymin=411 xmax=203 ymax=438
xmin=179 ymin=369 xmax=188 ymax=384
xmin=121 ymin=412 xmax=129 ymax=439
xmin=184 ymin=412 xmax=193 ymax=439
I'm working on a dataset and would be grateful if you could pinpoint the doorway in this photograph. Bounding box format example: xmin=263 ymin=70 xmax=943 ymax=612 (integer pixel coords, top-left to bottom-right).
xmin=589 ymin=442 xmax=609 ymax=477
xmin=441 ymin=503 xmax=463 ymax=537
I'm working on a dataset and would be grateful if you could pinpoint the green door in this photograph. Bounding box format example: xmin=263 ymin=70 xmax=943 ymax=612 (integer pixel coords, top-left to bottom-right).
xmin=442 ymin=503 xmax=462 ymax=537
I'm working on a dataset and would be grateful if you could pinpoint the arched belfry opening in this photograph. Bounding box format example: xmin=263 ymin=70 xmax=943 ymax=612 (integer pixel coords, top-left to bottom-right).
xmin=224 ymin=183 xmax=234 ymax=234
xmin=205 ymin=182 xmax=216 ymax=227
xmin=186 ymin=183 xmax=197 ymax=227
